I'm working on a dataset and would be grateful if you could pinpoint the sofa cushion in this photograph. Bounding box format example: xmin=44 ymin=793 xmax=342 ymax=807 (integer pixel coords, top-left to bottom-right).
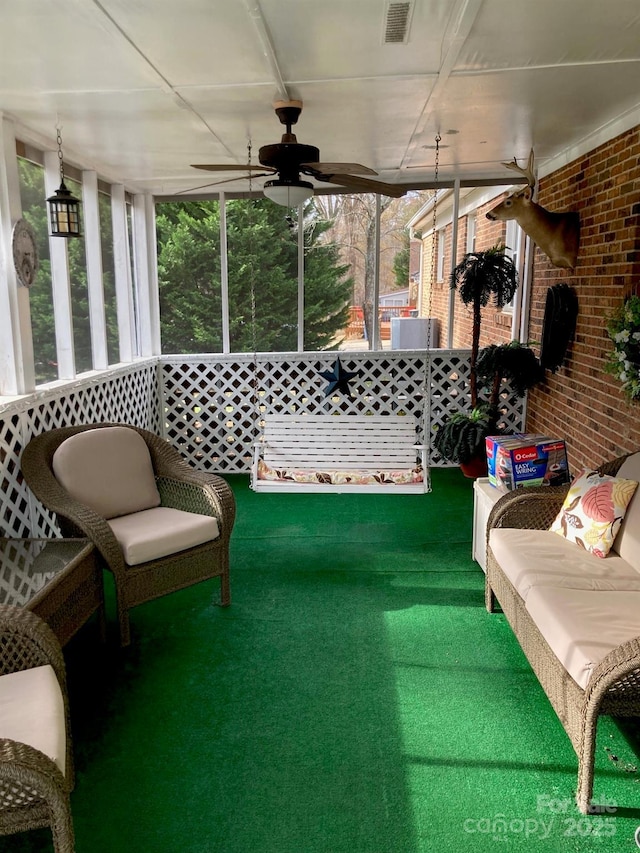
xmin=107 ymin=506 xmax=219 ymax=566
xmin=53 ymin=426 xmax=161 ymax=519
xmin=525 ymin=586 xmax=640 ymax=689
xmin=549 ymin=468 xmax=638 ymax=557
xmin=0 ymin=665 xmax=66 ymax=775
xmin=612 ymin=452 xmax=640 ymax=571
xmin=489 ymin=527 xmax=640 ymax=602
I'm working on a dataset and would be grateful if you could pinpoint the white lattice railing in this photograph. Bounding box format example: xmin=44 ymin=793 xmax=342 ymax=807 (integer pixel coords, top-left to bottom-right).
xmin=0 ymin=350 xmax=526 ymax=537
xmin=160 ymin=350 xmax=526 ymax=473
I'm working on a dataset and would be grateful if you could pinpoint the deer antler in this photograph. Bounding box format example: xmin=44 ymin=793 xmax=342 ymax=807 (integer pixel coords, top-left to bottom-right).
xmin=501 ymin=149 xmax=535 ymax=187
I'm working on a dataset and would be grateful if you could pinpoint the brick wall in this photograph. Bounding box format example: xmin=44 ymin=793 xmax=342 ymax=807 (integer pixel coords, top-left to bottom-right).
xmin=525 ymin=125 xmax=640 ymax=471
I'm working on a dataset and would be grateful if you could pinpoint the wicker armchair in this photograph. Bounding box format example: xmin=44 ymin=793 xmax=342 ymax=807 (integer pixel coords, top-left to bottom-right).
xmin=485 ymin=451 xmax=640 ymax=813
xmin=22 ymin=424 xmax=235 ymax=647
xmin=0 ymin=605 xmax=74 ymax=852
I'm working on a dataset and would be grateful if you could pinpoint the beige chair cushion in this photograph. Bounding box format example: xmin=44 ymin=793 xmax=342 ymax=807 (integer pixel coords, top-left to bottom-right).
xmin=489 ymin=527 xmax=640 ymax=602
xmin=107 ymin=506 xmax=219 ymax=566
xmin=612 ymin=452 xmax=640 ymax=571
xmin=0 ymin=665 xmax=66 ymax=775
xmin=53 ymin=426 xmax=161 ymax=519
xmin=525 ymin=585 xmax=640 ymax=689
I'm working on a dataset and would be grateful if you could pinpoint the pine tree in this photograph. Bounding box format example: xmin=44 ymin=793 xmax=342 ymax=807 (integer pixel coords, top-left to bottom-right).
xmin=156 ymin=198 xmax=353 ymax=353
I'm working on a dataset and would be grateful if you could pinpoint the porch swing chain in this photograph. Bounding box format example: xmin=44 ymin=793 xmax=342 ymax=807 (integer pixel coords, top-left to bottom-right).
xmin=424 ymin=133 xmax=440 ymax=481
xmin=247 ymin=141 xmax=262 ymax=444
xmin=428 ymin=133 xmax=440 ymax=342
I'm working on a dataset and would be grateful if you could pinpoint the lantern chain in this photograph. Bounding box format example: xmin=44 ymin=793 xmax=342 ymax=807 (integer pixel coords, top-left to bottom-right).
xmin=56 ymin=128 xmax=66 ymax=184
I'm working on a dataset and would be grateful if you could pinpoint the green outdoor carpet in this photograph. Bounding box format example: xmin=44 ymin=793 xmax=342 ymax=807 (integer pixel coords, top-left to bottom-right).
xmin=5 ymin=469 xmax=640 ymax=853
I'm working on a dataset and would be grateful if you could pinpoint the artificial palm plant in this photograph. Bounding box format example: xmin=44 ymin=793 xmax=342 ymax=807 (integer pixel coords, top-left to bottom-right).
xmin=433 ymin=245 xmax=544 ymax=471
xmin=450 ymin=243 xmax=518 ymax=406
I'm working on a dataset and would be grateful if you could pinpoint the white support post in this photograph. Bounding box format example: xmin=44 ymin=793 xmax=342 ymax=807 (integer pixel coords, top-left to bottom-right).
xmin=44 ymin=149 xmax=75 ymax=380
xmin=416 ymin=235 xmax=425 ymax=321
xmin=518 ymin=234 xmax=535 ymax=344
xmin=110 ymin=185 xmax=136 ymax=362
xmin=145 ymin=194 xmax=161 ymax=355
xmin=511 ymin=224 xmax=527 ymax=341
xmin=0 ymin=115 xmax=35 ymax=394
xmin=132 ymin=193 xmax=160 ymax=357
xmin=220 ymin=193 xmax=230 ymax=354
xmin=517 ymin=173 xmax=539 ymax=343
xmin=371 ymin=194 xmax=381 ymax=351
xmin=82 ymin=170 xmax=108 ymax=369
xmin=297 ymin=202 xmax=304 ymax=353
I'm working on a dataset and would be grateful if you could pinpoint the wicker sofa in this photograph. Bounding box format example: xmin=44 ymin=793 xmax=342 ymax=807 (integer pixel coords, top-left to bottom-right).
xmin=485 ymin=450 xmax=640 ymax=814
xmin=0 ymin=605 xmax=74 ymax=852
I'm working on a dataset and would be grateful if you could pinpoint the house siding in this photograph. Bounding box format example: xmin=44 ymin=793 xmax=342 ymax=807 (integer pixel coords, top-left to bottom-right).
xmin=419 ymin=199 xmax=514 ymax=349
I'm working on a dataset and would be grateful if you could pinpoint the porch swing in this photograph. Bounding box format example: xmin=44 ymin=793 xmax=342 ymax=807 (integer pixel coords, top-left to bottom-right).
xmin=248 ymin=138 xmax=442 ymax=495
xmin=251 ymin=413 xmax=428 ymax=493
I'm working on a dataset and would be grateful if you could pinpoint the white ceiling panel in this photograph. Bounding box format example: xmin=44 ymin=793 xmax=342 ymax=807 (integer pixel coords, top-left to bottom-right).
xmin=405 ymin=62 xmax=640 ymax=180
xmin=10 ymin=90 xmax=221 ymax=184
xmin=97 ymin=0 xmax=274 ymax=88
xmin=0 ymin=0 xmax=161 ymax=94
xmin=455 ymin=0 xmax=640 ymax=71
xmin=1 ymin=0 xmax=639 ymax=196
xmin=257 ymin=0 xmax=451 ymax=80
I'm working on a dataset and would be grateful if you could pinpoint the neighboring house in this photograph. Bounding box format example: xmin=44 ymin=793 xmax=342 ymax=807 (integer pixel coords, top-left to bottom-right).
xmin=379 ymin=289 xmax=411 ymax=308
xmin=408 ymin=185 xmax=526 ymax=350
xmin=346 ymin=291 xmax=415 ymax=342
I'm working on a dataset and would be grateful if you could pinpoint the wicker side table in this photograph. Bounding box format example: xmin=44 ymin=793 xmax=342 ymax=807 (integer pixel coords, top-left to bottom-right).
xmin=0 ymin=538 xmax=105 ymax=646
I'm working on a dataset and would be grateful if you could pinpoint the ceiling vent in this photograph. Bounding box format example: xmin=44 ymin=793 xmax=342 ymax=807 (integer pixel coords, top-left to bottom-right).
xmin=384 ymin=1 xmax=414 ymax=44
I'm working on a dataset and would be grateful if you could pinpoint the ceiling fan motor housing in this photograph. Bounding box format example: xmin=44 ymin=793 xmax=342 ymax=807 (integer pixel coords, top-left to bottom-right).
xmin=259 ymin=142 xmax=320 ymax=181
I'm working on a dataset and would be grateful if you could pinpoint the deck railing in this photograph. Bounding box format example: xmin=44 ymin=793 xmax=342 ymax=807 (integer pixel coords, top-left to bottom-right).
xmin=345 ymin=306 xmax=416 ymax=340
xmin=0 ymin=350 xmax=525 ymax=537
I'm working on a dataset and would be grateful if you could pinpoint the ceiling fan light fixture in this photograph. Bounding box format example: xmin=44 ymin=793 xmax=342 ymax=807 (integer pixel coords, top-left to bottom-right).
xmin=263 ymin=179 xmax=313 ymax=207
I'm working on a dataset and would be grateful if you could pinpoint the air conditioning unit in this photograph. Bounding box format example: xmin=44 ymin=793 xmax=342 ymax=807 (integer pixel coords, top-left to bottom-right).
xmin=390 ymin=318 xmax=440 ymax=350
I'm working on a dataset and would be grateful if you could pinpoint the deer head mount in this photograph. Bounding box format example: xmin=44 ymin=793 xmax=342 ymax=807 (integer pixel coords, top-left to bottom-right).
xmin=486 ymin=150 xmax=580 ymax=270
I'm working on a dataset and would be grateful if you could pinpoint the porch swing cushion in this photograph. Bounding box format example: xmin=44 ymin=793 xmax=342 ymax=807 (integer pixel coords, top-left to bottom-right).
xmin=257 ymin=458 xmax=424 ymax=486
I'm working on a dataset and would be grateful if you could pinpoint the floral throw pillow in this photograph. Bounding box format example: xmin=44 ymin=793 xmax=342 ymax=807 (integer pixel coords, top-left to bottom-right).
xmin=550 ymin=469 xmax=638 ymax=558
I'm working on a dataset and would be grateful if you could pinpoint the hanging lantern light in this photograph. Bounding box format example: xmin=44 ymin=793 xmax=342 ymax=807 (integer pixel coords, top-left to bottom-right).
xmin=47 ymin=127 xmax=81 ymax=238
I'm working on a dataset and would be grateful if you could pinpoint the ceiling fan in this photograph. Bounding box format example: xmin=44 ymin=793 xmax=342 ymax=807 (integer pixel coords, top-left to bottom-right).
xmin=190 ymin=100 xmax=408 ymax=206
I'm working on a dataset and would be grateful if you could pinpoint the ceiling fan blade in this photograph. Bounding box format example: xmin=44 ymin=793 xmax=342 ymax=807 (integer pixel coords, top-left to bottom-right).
xmin=177 ymin=173 xmax=273 ymax=194
xmin=191 ymin=164 xmax=276 ymax=173
xmin=302 ymin=162 xmax=378 ymax=176
xmin=317 ymin=173 xmax=407 ymax=198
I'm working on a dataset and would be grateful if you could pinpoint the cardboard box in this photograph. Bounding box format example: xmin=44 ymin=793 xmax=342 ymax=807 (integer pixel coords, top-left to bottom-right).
xmin=494 ymin=436 xmax=570 ymax=492
xmin=486 ymin=434 xmax=529 ymax=486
